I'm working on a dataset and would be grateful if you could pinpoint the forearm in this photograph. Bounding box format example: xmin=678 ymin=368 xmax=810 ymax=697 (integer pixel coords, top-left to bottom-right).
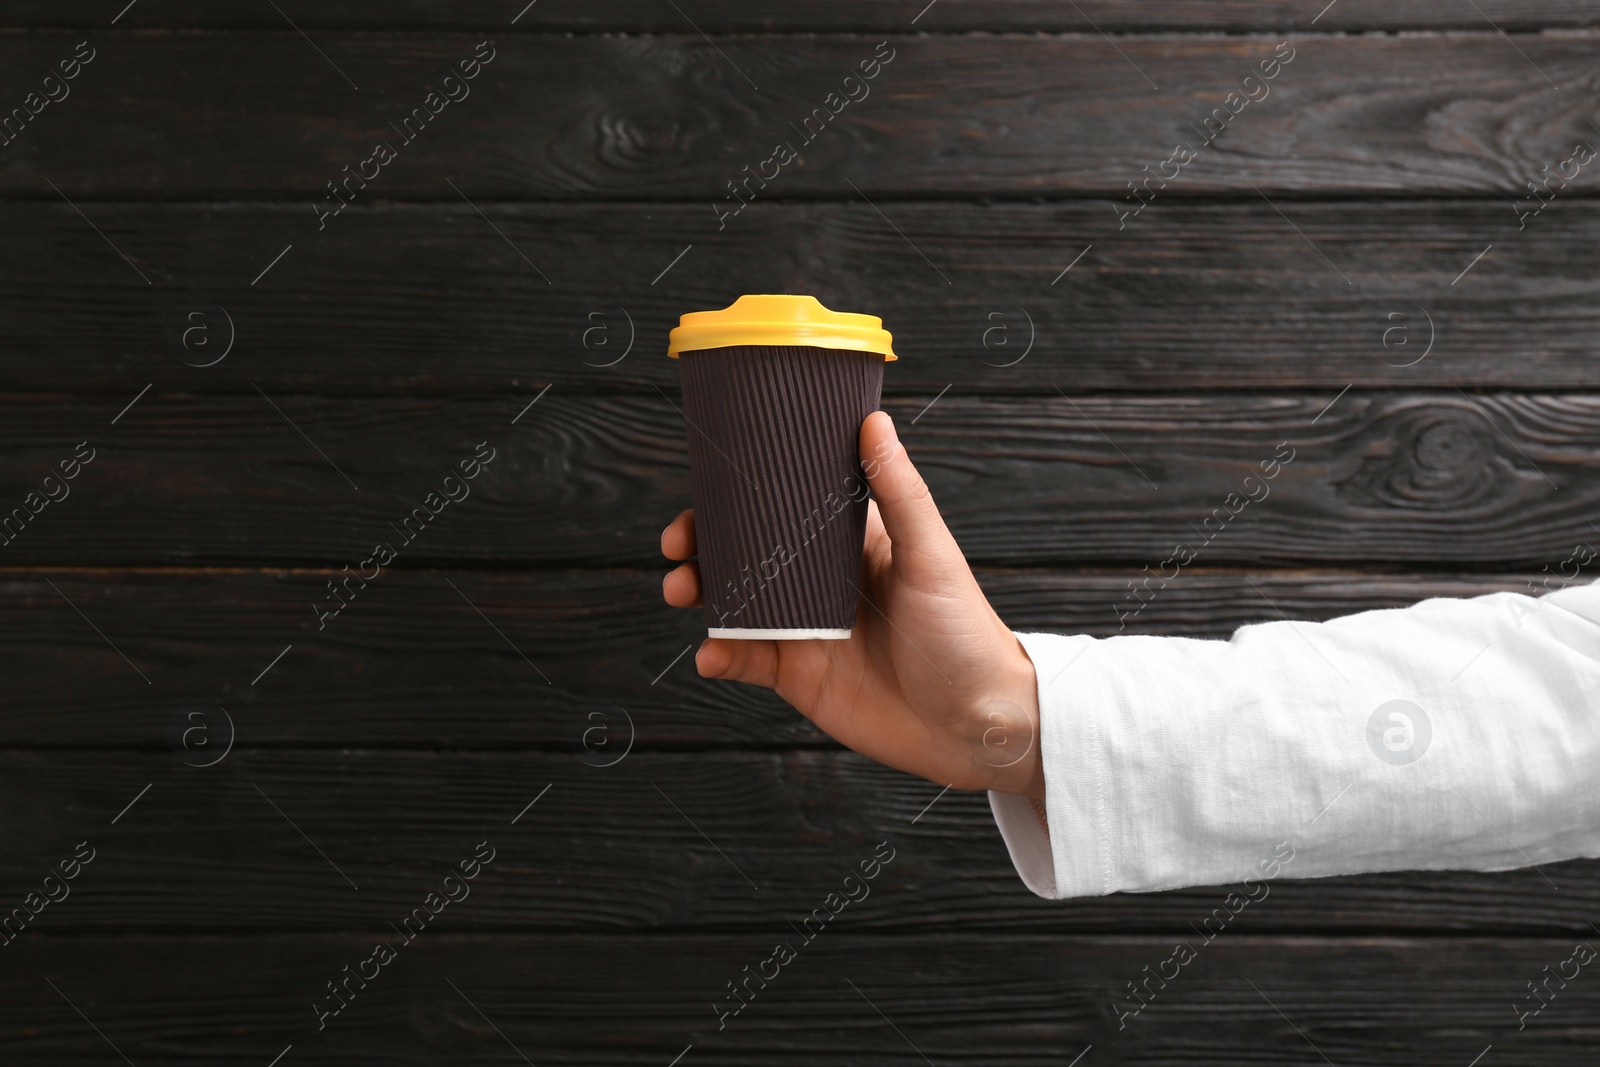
xmin=994 ymin=579 xmax=1600 ymax=898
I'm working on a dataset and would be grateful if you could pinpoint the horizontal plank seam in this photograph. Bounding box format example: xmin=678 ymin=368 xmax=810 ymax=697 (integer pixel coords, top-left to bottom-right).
xmin=0 ymin=560 xmax=1571 ymax=574
xmin=6 ymin=387 xmax=1599 ymax=402
xmin=11 ymin=191 xmax=1600 ymax=207
xmin=5 ymin=929 xmax=1595 ymax=942
xmin=0 ymin=742 xmax=853 ymax=754
xmin=0 ymin=564 xmax=1544 ymax=576
xmin=2 ymin=27 xmax=1596 ymax=41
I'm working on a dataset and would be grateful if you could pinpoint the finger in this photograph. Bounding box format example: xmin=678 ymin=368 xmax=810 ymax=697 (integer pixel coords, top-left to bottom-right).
xmin=862 ymin=498 xmax=892 ymax=572
xmin=661 ymin=508 xmax=696 ymax=561
xmin=662 ymin=561 xmax=702 ymax=608
xmin=858 ymin=411 xmax=960 ymax=563
xmin=696 ymin=637 xmax=780 ymax=690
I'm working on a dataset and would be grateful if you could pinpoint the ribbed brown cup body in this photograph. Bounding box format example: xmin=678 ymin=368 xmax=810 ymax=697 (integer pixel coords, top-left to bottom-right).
xmin=677 ymin=345 xmax=885 ymax=634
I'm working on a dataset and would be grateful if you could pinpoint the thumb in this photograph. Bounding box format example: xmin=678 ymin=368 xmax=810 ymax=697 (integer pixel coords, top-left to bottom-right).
xmin=859 ymin=411 xmax=957 ymax=563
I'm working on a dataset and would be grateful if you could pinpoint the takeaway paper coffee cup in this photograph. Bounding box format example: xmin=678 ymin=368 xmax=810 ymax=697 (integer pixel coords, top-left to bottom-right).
xmin=669 ymin=295 xmax=895 ymax=639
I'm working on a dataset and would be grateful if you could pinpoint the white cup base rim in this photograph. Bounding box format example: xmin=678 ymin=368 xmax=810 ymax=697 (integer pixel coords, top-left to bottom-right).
xmin=707 ymin=627 xmax=852 ymax=640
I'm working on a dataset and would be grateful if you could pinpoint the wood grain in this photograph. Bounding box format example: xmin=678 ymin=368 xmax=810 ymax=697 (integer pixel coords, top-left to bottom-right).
xmin=6 ymin=200 xmax=1600 ymax=396
xmin=3 ymin=8 xmax=1598 ymax=1063
xmin=2 ymin=391 xmax=1595 ymax=567
xmin=0 ymin=568 xmax=1546 ymax=747
xmin=9 ymin=1 xmax=1599 ymax=32
xmin=0 ymin=749 xmax=1594 ymax=940
xmin=4 ymin=934 xmax=1596 ymax=1065
xmin=4 ymin=33 xmax=1600 ymax=198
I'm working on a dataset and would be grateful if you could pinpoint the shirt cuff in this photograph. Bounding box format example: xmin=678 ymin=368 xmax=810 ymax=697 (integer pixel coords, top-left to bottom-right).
xmin=988 ymin=631 xmax=1117 ymax=899
xmin=987 ymin=790 xmax=1056 ymax=898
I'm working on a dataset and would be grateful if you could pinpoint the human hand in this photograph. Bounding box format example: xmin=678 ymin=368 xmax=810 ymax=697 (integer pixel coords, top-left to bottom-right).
xmin=661 ymin=410 xmax=1043 ymax=798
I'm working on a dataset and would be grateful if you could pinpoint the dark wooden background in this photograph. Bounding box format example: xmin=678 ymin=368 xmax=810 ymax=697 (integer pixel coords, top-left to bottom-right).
xmin=3 ymin=1 xmax=1599 ymax=1064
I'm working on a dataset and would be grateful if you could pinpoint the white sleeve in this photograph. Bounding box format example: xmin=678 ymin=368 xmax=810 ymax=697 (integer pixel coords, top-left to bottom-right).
xmin=990 ymin=577 xmax=1600 ymax=899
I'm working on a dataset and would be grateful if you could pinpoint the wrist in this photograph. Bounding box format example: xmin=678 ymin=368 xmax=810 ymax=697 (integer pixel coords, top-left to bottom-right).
xmin=975 ymin=635 xmax=1045 ymax=799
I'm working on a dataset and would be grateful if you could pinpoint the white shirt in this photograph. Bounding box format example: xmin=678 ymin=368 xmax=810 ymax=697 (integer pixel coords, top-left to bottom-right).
xmin=990 ymin=577 xmax=1600 ymax=898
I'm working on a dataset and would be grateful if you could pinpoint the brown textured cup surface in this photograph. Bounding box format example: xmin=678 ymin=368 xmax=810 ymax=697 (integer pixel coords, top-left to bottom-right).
xmin=678 ymin=345 xmax=885 ymax=635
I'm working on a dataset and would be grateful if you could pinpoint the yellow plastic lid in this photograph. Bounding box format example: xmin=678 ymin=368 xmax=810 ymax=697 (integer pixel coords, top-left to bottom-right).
xmin=667 ymin=294 xmax=897 ymax=360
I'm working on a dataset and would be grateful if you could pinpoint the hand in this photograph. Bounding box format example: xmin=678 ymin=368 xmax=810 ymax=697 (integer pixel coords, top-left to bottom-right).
xmin=661 ymin=410 xmax=1043 ymax=798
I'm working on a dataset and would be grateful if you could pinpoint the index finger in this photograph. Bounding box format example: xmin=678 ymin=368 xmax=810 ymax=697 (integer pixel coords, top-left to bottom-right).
xmin=661 ymin=508 xmax=696 ymax=561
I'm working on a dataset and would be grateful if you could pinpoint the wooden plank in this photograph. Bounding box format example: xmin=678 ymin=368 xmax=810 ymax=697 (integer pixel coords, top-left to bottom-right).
xmin=9 ymin=1 xmax=1600 ymax=32
xmin=4 ymin=32 xmax=1600 ymax=198
xmin=2 ymin=391 xmax=1596 ymax=567
xmin=3 ymin=934 xmax=1596 ymax=1064
xmin=0 ymin=568 xmax=1543 ymax=747
xmin=1 ymin=749 xmax=1596 ymax=938
xmin=6 ymin=200 xmax=1599 ymax=396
